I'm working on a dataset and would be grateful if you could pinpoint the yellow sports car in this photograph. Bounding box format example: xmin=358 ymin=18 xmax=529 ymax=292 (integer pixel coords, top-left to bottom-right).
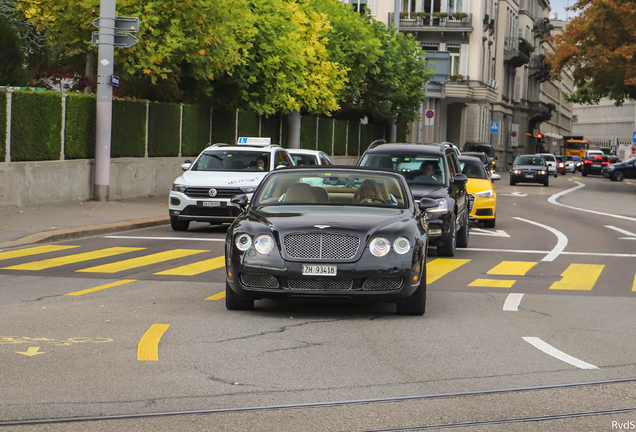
xmin=459 ymin=155 xmax=500 ymax=228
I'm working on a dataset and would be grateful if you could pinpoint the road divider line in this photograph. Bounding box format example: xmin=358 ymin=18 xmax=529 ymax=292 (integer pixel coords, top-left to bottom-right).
xmin=205 ymin=291 xmax=226 ymax=301
xmin=76 ymin=249 xmax=208 ymax=273
xmin=138 ymin=324 xmax=170 ymax=361
xmin=549 ymin=181 xmax=636 ymax=222
xmin=503 ymin=293 xmax=524 ymax=311
xmin=427 ymin=259 xmax=471 ymax=284
xmin=3 ymin=247 xmax=145 ymax=271
xmin=104 ymin=235 xmax=225 ymax=242
xmin=523 ymin=337 xmax=599 ymax=369
xmin=469 ymin=279 xmax=516 ymax=288
xmin=0 ymin=245 xmax=78 ymax=261
xmin=550 ymin=264 xmax=605 ymax=291
xmin=605 ymin=225 xmax=636 ymax=237
xmin=487 ymin=261 xmax=537 ymax=276
xmin=155 ymin=256 xmax=225 ymax=276
xmin=65 ymin=279 xmax=136 ymax=296
xmin=513 ymin=217 xmax=568 ymax=262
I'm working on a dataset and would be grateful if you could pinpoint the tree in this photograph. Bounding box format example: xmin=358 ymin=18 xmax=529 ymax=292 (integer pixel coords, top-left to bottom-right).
xmin=548 ymin=0 xmax=636 ymax=104
xmin=0 ymin=14 xmax=31 ymax=86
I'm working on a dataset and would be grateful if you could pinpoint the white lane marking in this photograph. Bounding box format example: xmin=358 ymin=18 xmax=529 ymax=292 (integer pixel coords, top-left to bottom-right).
xmin=462 ymin=248 xmax=636 ymax=258
xmin=522 ymin=337 xmax=599 ymax=370
xmin=512 ymin=217 xmax=568 ymax=262
xmin=619 ymin=238 xmax=636 ymax=241
xmin=500 ymin=192 xmax=528 ymax=197
xmin=470 ymin=228 xmax=510 ymax=238
xmin=549 ymin=181 xmax=636 ymax=222
xmin=605 ymin=225 xmax=636 ymax=237
xmin=503 ymin=293 xmax=524 ymax=311
xmin=104 ymin=236 xmax=225 ymax=242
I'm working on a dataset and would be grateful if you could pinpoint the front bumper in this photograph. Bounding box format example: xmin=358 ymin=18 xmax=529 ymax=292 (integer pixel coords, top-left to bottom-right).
xmin=470 ymin=196 xmax=496 ymax=220
xmin=425 ymin=211 xmax=453 ymax=245
xmin=510 ymin=172 xmax=549 ymax=184
xmin=169 ymin=191 xmax=241 ymax=223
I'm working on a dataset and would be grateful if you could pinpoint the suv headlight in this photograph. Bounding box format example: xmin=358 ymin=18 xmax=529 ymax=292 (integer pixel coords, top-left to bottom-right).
xmin=172 ymin=184 xmax=187 ymax=193
xmin=393 ymin=237 xmax=411 ymax=255
xmin=369 ymin=237 xmax=391 ymax=257
xmin=475 ymin=190 xmax=493 ymax=198
xmin=240 ymin=186 xmax=256 ymax=193
xmin=254 ymin=235 xmax=274 ymax=254
xmin=428 ymin=198 xmax=449 ymax=213
xmin=538 ymin=170 xmax=547 ymax=175
xmin=235 ymin=233 xmax=252 ymax=251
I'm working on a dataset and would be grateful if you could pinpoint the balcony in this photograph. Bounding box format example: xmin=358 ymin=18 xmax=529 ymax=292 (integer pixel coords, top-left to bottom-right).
xmin=388 ymin=13 xmax=473 ymax=32
xmin=533 ymin=17 xmax=551 ymax=38
xmin=445 ymin=76 xmax=499 ymax=102
xmin=529 ymin=53 xmax=550 ymax=82
xmin=504 ymin=37 xmax=530 ymax=67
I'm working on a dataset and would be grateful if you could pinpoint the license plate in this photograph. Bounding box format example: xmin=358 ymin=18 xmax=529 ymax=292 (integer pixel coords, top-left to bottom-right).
xmin=525 ymin=174 xmax=534 ymax=178
xmin=592 ymin=164 xmax=600 ymax=167
xmin=201 ymin=201 xmax=221 ymax=207
xmin=302 ymin=265 xmax=337 ymax=276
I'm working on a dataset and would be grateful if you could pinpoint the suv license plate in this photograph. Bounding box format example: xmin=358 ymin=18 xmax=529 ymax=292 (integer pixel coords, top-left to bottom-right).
xmin=201 ymin=201 xmax=221 ymax=207
xmin=302 ymin=265 xmax=337 ymax=276
xmin=525 ymin=174 xmax=534 ymax=178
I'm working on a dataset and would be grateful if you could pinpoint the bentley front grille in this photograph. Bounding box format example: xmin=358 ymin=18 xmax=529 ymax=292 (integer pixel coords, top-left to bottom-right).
xmin=240 ymin=273 xmax=280 ymax=289
xmin=287 ymin=279 xmax=353 ymax=291
xmin=362 ymin=277 xmax=404 ymax=291
xmin=283 ymin=233 xmax=359 ymax=260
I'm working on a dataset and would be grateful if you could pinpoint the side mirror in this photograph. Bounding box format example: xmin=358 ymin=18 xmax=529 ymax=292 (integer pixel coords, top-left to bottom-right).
xmin=453 ymin=173 xmax=468 ymax=185
xmin=275 ymin=161 xmax=289 ymax=170
xmin=230 ymin=194 xmax=249 ymax=211
xmin=418 ymin=197 xmax=439 ymax=211
xmin=491 ymin=173 xmax=501 ymax=181
xmin=181 ymin=161 xmax=192 ymax=171
xmin=508 ymin=162 xmax=512 ymax=166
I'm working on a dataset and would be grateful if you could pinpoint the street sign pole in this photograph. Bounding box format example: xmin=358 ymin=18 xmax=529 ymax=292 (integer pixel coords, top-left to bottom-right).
xmin=94 ymin=0 xmax=116 ymax=202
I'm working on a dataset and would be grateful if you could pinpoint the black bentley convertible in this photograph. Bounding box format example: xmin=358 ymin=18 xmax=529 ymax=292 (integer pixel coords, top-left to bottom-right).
xmin=224 ymin=166 xmax=438 ymax=315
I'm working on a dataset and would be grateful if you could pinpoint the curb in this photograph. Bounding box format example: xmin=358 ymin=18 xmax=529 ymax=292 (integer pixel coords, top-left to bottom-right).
xmin=0 ymin=216 xmax=170 ymax=249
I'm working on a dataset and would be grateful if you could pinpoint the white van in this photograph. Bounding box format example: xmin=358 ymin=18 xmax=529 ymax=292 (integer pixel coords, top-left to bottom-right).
xmin=537 ymin=153 xmax=558 ymax=178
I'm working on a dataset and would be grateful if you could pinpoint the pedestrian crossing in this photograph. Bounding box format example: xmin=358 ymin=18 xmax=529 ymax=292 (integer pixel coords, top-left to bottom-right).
xmin=0 ymin=244 xmax=634 ymax=294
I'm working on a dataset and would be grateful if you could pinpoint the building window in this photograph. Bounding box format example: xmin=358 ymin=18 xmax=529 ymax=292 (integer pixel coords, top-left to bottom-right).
xmin=449 ymin=47 xmax=461 ymax=75
xmin=351 ymin=0 xmax=368 ymax=14
xmin=449 ymin=0 xmax=463 ymax=13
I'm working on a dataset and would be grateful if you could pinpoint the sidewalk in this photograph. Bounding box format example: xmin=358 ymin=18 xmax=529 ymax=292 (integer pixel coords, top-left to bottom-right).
xmin=0 ymin=195 xmax=170 ymax=249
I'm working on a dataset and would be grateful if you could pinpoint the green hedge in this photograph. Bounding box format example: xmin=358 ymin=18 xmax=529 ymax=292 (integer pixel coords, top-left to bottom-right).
xmin=112 ymin=100 xmax=146 ymax=157
xmin=261 ymin=115 xmax=281 ymax=144
xmin=10 ymin=90 xmax=62 ymax=161
xmin=347 ymin=122 xmax=360 ymax=156
xmin=237 ymin=110 xmax=259 ymax=138
xmin=211 ymin=109 xmax=236 ymax=144
xmin=64 ymin=93 xmax=96 ymax=159
xmin=0 ymin=91 xmax=5 ymax=161
xmin=148 ymin=102 xmax=180 ymax=157
xmin=181 ymin=105 xmax=210 ymax=157
xmin=317 ymin=118 xmax=333 ymax=155
xmin=300 ymin=116 xmax=317 ymax=150
xmin=333 ymin=120 xmax=347 ymax=156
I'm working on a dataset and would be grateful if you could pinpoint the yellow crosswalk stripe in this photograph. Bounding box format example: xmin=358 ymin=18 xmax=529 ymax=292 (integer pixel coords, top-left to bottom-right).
xmin=66 ymin=279 xmax=136 ymax=296
xmin=205 ymin=291 xmax=226 ymax=301
xmin=469 ymin=278 xmax=516 ymax=288
xmin=155 ymin=256 xmax=225 ymax=276
xmin=427 ymin=258 xmax=470 ymax=284
xmin=76 ymin=249 xmax=208 ymax=274
xmin=3 ymin=247 xmax=145 ymax=270
xmin=632 ymin=273 xmax=636 ymax=292
xmin=550 ymin=264 xmax=605 ymax=290
xmin=487 ymin=261 xmax=537 ymax=276
xmin=0 ymin=245 xmax=78 ymax=262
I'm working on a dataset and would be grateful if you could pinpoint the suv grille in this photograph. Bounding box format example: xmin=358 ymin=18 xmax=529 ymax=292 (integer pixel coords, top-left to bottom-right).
xmin=240 ymin=273 xmax=279 ymax=289
xmin=288 ymin=279 xmax=353 ymax=291
xmin=184 ymin=187 xmax=243 ymax=199
xmin=283 ymin=233 xmax=359 ymax=260
xmin=362 ymin=277 xmax=403 ymax=291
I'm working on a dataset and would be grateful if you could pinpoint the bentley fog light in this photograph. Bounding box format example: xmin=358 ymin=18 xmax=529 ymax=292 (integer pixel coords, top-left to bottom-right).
xmin=254 ymin=235 xmax=274 ymax=254
xmin=370 ymin=237 xmax=391 ymax=257
xmin=393 ymin=237 xmax=411 ymax=255
xmin=236 ymin=233 xmax=252 ymax=251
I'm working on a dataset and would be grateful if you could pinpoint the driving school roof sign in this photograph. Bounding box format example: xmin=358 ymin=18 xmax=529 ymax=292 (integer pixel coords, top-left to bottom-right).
xmin=237 ymin=137 xmax=271 ymax=146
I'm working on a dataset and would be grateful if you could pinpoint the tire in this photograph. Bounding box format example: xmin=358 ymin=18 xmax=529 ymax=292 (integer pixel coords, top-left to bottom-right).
xmin=544 ymin=180 xmax=549 ymax=186
xmin=456 ymin=211 xmax=469 ymax=248
xmin=170 ymin=216 xmax=190 ymax=231
xmin=561 ymin=171 xmax=565 ymax=176
xmin=510 ymin=179 xmax=516 ymax=186
xmin=225 ymin=281 xmax=254 ymax=311
xmin=483 ymin=218 xmax=496 ymax=228
xmin=554 ymin=172 xmax=558 ymax=178
xmin=396 ymin=266 xmax=426 ymax=316
xmin=613 ymin=171 xmax=625 ymax=181
xmin=437 ymin=215 xmax=456 ymax=257
xmin=582 ymin=171 xmax=587 ymax=177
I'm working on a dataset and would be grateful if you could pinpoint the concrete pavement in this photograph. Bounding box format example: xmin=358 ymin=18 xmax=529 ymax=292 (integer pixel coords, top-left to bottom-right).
xmin=0 ymin=195 xmax=170 ymax=249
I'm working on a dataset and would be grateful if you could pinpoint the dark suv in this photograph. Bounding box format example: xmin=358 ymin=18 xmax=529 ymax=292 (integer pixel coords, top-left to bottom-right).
xmin=358 ymin=143 xmax=469 ymax=257
xmin=463 ymin=142 xmax=498 ymax=171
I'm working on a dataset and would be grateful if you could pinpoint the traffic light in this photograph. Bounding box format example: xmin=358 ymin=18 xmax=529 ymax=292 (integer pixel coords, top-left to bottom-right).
xmin=537 ymin=133 xmax=543 ymax=139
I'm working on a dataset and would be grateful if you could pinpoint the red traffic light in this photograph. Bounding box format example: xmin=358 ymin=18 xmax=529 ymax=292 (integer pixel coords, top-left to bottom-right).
xmin=537 ymin=133 xmax=543 ymax=139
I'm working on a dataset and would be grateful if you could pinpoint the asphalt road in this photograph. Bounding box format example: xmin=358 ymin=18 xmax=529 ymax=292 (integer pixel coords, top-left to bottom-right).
xmin=1 ymin=173 xmax=635 ymax=431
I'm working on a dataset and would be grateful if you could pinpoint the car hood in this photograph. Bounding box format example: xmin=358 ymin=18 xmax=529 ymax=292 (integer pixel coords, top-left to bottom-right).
xmin=466 ymin=178 xmax=494 ymax=194
xmin=408 ymin=185 xmax=448 ymax=200
xmin=512 ymin=164 xmax=547 ymax=171
xmin=174 ymin=170 xmax=268 ymax=187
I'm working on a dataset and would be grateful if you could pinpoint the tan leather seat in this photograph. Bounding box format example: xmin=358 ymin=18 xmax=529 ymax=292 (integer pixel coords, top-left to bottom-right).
xmin=284 ymin=183 xmax=316 ymax=203
xmin=311 ymin=187 xmax=329 ymax=203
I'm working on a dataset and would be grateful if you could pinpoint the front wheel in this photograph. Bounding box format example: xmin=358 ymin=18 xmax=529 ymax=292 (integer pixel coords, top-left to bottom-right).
xmin=225 ymin=281 xmax=254 ymax=311
xmin=437 ymin=215 xmax=456 ymax=257
xmin=170 ymin=216 xmax=190 ymax=231
xmin=613 ymin=171 xmax=625 ymax=181
xmin=510 ymin=179 xmax=516 ymax=186
xmin=554 ymin=172 xmax=558 ymax=178
xmin=483 ymin=218 xmax=496 ymax=228
xmin=396 ymin=268 xmax=426 ymax=316
xmin=456 ymin=212 xmax=469 ymax=248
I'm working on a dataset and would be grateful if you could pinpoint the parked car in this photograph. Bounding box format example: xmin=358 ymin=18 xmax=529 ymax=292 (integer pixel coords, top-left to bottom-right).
xmin=510 ymin=154 xmax=550 ymax=186
xmin=460 ymin=155 xmax=500 ymax=228
xmin=358 ymin=143 xmax=469 ymax=257
xmin=287 ymin=149 xmax=334 ymax=166
xmin=168 ymin=138 xmax=294 ymax=231
xmin=602 ymin=156 xmax=636 ymax=181
xmin=536 ymin=153 xmax=558 ymax=177
xmin=555 ymin=155 xmax=566 ymax=175
xmin=225 ymin=166 xmax=439 ymax=315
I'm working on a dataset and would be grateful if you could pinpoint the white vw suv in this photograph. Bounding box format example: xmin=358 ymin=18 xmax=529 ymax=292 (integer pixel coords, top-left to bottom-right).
xmin=169 ymin=138 xmax=294 ymax=231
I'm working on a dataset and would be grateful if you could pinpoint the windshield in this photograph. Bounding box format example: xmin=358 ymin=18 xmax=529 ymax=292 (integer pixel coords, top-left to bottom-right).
xmin=290 ymin=154 xmax=318 ymax=166
xmin=463 ymin=152 xmax=488 ymax=163
xmin=466 ymin=144 xmax=495 ymax=157
xmin=255 ymin=170 xmax=407 ymax=208
xmin=191 ymin=150 xmax=270 ymax=172
xmin=359 ymin=153 xmax=446 ymax=186
xmin=515 ymin=156 xmax=546 ymax=166
xmin=541 ymin=154 xmax=556 ymax=162
xmin=460 ymin=159 xmax=488 ymax=179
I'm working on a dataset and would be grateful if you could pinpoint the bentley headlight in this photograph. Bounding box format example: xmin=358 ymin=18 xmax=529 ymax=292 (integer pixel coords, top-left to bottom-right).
xmin=512 ymin=169 xmax=521 ymax=175
xmin=254 ymin=235 xmax=274 ymax=254
xmin=240 ymin=186 xmax=256 ymax=193
xmin=235 ymin=233 xmax=252 ymax=251
xmin=172 ymin=184 xmax=187 ymax=193
xmin=475 ymin=190 xmax=493 ymax=198
xmin=369 ymin=237 xmax=391 ymax=257
xmin=428 ymin=198 xmax=448 ymax=213
xmin=393 ymin=237 xmax=411 ymax=255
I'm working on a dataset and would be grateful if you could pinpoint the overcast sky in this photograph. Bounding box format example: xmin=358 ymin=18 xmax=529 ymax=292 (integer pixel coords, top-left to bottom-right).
xmin=549 ymin=0 xmax=581 ymax=21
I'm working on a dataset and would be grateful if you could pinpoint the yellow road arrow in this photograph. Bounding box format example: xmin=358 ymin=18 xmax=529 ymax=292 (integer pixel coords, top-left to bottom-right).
xmin=16 ymin=347 xmax=46 ymax=356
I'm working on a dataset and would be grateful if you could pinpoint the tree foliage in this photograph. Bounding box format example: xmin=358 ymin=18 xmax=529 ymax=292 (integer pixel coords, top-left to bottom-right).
xmin=0 ymin=14 xmax=31 ymax=86
xmin=548 ymin=0 xmax=636 ymax=104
